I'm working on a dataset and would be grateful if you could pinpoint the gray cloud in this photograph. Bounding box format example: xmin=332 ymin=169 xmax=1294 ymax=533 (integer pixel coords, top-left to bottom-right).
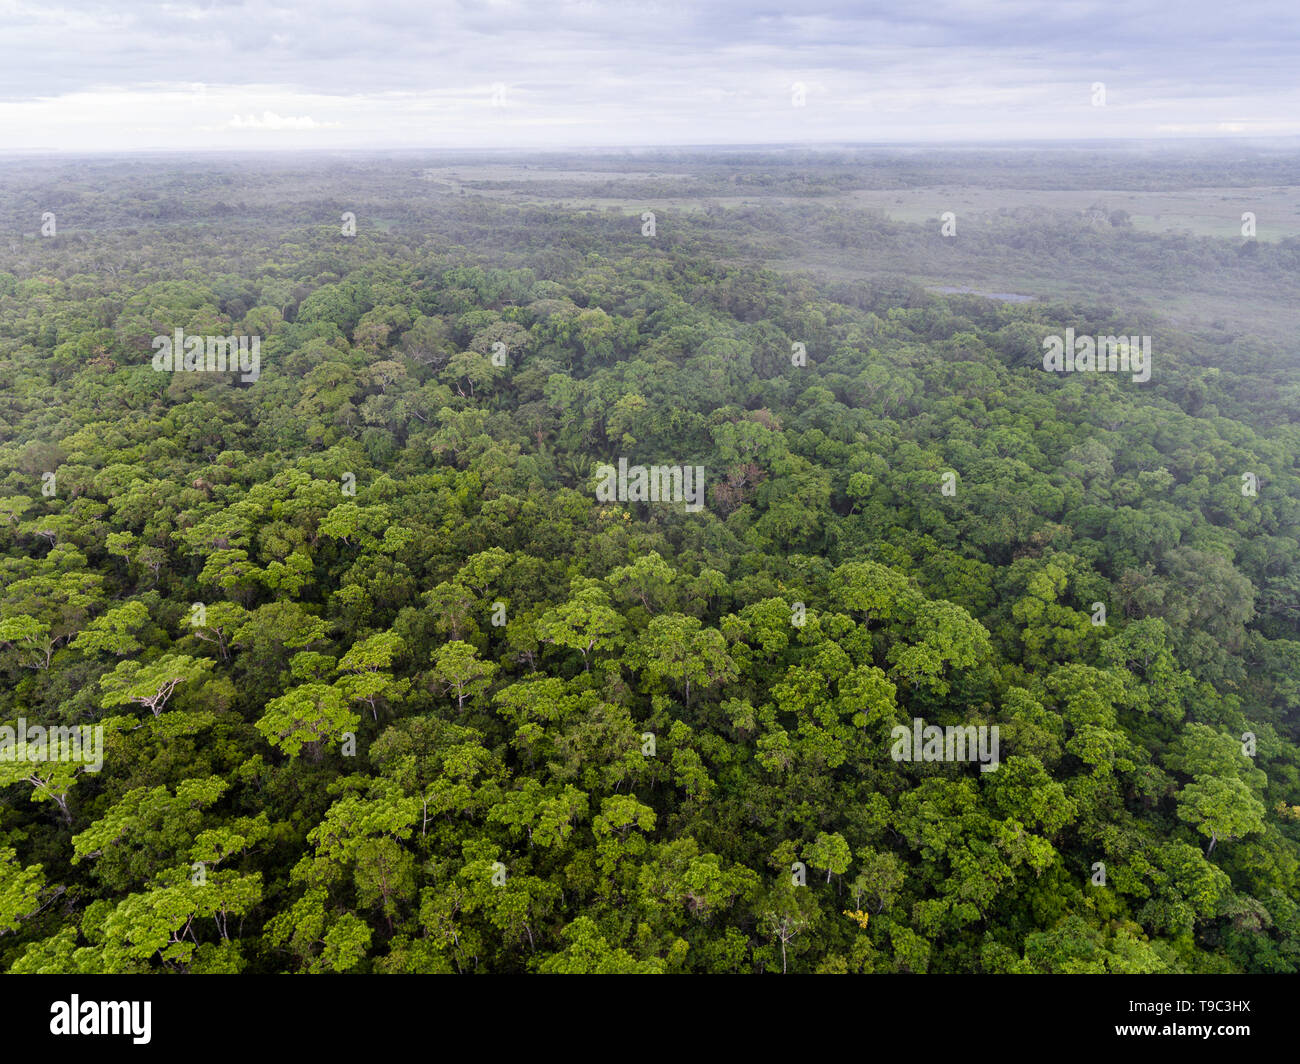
xmin=1 ymin=0 xmax=1296 ymax=149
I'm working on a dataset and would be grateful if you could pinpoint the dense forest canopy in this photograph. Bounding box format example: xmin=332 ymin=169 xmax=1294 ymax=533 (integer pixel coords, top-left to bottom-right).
xmin=1 ymin=150 xmax=1298 ymax=974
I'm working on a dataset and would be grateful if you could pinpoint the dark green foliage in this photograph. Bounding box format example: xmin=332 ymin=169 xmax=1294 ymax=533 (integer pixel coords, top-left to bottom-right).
xmin=1 ymin=154 xmax=1298 ymax=974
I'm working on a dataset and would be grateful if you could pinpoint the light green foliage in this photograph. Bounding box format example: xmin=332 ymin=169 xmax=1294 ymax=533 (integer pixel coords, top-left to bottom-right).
xmin=256 ymin=683 xmax=360 ymax=757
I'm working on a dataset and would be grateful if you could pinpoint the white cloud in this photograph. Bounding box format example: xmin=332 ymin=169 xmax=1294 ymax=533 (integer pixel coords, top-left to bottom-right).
xmin=227 ymin=111 xmax=333 ymax=131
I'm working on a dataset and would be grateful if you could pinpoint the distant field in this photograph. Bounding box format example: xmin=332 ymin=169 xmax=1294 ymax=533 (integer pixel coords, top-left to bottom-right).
xmin=766 ymin=249 xmax=1300 ymax=349
xmin=410 ymin=163 xmax=1300 ymax=347
xmin=841 ymin=186 xmax=1300 ymax=241
xmin=425 ymin=163 xmax=1300 ymax=241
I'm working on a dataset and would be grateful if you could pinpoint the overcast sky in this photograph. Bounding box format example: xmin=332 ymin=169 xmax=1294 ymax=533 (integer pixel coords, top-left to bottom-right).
xmin=1 ymin=0 xmax=1297 ymax=152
